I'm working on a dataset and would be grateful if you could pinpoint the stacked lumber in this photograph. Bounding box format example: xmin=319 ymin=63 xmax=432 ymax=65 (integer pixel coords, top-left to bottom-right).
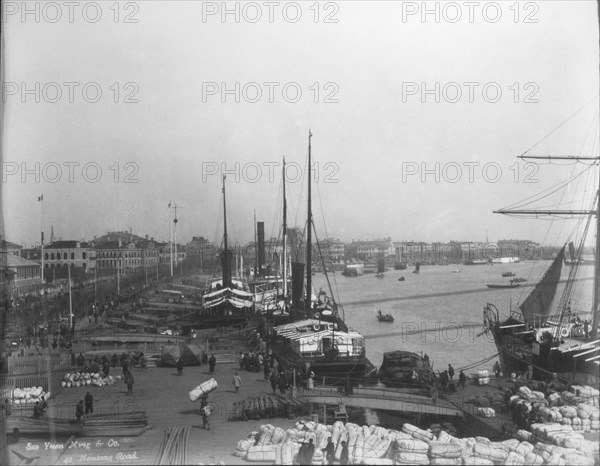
xmin=82 ymin=411 xmax=149 ymax=437
xmin=155 ymin=426 xmax=191 ymax=465
xmin=228 ymin=394 xmax=307 ymax=421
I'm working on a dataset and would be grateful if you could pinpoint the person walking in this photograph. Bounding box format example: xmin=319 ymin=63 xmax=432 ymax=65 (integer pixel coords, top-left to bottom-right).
xmin=84 ymin=391 xmax=94 ymax=414
xmin=493 ymin=361 xmax=502 ymax=377
xmin=448 ymin=364 xmax=455 ymax=381
xmin=458 ymin=370 xmax=467 ymax=389
xmin=75 ymin=400 xmax=84 ymax=424
xmin=270 ymin=370 xmax=279 ymax=395
xmin=278 ymin=371 xmax=288 ymax=395
xmin=208 ymin=354 xmax=216 ymax=375
xmin=324 ymin=438 xmax=335 ymax=465
xmin=233 ymin=372 xmax=242 ymax=393
xmin=176 ymin=358 xmax=184 ymax=376
xmin=125 ymin=371 xmax=134 ymax=395
xmin=201 ymin=403 xmax=212 ymax=430
xmin=340 ymin=440 xmax=349 ymax=465
xmin=430 ymin=385 xmax=438 ymax=405
xmin=33 ymin=401 xmax=42 ymax=420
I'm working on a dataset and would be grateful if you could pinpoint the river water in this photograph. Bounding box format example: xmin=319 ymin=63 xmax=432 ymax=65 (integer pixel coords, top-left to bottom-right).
xmin=310 ymin=261 xmax=594 ymax=374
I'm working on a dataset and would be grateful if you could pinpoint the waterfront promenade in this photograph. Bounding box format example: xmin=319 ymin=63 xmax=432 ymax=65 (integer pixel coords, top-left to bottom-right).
xmin=4 ymin=360 xmax=293 ymax=465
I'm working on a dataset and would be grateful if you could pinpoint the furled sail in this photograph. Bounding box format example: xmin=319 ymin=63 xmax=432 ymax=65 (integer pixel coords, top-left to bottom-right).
xmin=518 ymin=246 xmax=565 ymax=326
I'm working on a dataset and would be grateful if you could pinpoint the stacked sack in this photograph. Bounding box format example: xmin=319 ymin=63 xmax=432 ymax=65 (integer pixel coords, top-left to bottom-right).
xmin=61 ymin=372 xmax=121 ymax=388
xmin=477 ymin=370 xmax=490 ymax=386
xmin=476 ymin=407 xmax=496 ymax=418
xmin=233 ymin=419 xmax=600 ymax=465
xmin=8 ymin=387 xmax=50 ymax=405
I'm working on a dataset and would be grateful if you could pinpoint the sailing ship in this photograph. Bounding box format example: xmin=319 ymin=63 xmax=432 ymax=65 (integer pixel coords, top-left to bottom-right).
xmin=483 ymin=100 xmax=600 ymax=385
xmin=250 ymin=160 xmax=292 ymax=315
xmin=269 ymin=132 xmax=376 ymax=380
xmin=200 ymin=176 xmax=254 ymax=328
xmin=502 ymin=272 xmax=515 ymax=277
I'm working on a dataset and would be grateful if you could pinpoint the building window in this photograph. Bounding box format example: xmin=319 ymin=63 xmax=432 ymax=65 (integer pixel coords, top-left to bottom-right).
xmin=44 ymin=253 xmax=49 ymax=260
xmin=51 ymin=253 xmax=55 ymax=260
xmin=83 ymin=252 xmax=87 ymax=259
xmin=64 ymin=252 xmax=68 ymax=260
xmin=71 ymin=252 xmax=75 ymax=260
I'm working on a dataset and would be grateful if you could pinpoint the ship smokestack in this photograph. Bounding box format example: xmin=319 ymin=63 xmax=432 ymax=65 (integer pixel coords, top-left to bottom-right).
xmin=257 ymin=222 xmax=265 ymax=277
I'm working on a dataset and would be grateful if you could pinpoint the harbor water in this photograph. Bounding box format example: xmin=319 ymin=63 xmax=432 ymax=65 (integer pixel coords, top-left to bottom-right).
xmin=311 ymin=261 xmax=595 ymax=373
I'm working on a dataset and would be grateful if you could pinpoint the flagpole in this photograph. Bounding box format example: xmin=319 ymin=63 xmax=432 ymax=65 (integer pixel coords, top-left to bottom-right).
xmin=174 ymin=203 xmax=178 ymax=272
xmin=169 ymin=202 xmax=173 ymax=277
xmin=39 ymin=195 xmax=44 ymax=286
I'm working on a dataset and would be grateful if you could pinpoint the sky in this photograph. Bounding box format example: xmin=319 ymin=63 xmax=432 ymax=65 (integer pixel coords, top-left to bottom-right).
xmin=1 ymin=0 xmax=599 ymax=248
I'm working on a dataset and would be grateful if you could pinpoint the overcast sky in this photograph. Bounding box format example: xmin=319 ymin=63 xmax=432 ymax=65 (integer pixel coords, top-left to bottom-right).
xmin=2 ymin=0 xmax=599 ymax=248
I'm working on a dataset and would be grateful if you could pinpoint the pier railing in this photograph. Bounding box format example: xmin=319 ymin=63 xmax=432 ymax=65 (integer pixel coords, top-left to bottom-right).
xmin=5 ymin=351 xmax=70 ymax=376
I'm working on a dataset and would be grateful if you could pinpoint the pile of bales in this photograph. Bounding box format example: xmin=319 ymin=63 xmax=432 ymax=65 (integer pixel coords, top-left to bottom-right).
xmin=228 ymin=395 xmax=307 ymax=421
xmin=510 ymin=384 xmax=599 ymax=433
xmin=61 ymin=372 xmax=121 ymax=388
xmin=477 ymin=370 xmax=490 ymax=386
xmin=7 ymin=387 xmax=50 ymax=405
xmin=233 ymin=420 xmax=599 ymax=465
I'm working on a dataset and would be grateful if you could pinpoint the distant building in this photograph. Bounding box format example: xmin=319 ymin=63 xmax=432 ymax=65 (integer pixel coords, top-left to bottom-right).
xmin=352 ymin=238 xmax=394 ymax=259
xmin=95 ymin=239 xmax=160 ymax=275
xmin=0 ymin=254 xmax=42 ymax=296
xmin=0 ymin=240 xmax=22 ymax=257
xmin=44 ymin=240 xmax=96 ymax=275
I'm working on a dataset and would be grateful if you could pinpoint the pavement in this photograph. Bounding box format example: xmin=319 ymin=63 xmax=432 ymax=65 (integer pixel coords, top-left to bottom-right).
xmin=3 ymin=360 xmax=298 ymax=465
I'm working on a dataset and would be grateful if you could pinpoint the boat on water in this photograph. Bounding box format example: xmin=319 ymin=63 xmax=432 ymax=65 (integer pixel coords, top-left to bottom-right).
xmin=199 ymin=177 xmax=254 ymax=328
xmin=376 ymin=309 xmax=394 ymax=322
xmin=398 ymin=276 xmax=405 ymax=281
xmin=502 ymin=272 xmax=515 ymax=277
xmin=394 ymin=263 xmax=408 ymax=270
xmin=342 ymin=262 xmax=364 ymax=277
xmin=464 ymin=260 xmax=489 ymax=266
xmin=268 ymin=132 xmax=376 ymax=380
xmin=483 ymin=98 xmax=600 ymax=385
xmin=378 ymin=350 xmax=435 ymax=388
xmin=512 ymin=277 xmax=527 ymax=283
xmin=486 ymin=282 xmax=521 ymax=289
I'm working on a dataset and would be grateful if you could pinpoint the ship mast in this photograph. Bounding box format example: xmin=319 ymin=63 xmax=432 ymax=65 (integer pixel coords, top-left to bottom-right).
xmin=222 ymin=175 xmax=231 ymax=288
xmin=594 ymin=0 xmax=600 ymax=338
xmin=306 ymin=131 xmax=313 ymax=318
xmin=282 ymin=157 xmax=288 ymax=299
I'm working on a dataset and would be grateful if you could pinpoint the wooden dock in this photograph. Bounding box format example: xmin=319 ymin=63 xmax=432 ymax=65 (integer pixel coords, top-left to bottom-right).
xmin=298 ymin=385 xmax=464 ymax=417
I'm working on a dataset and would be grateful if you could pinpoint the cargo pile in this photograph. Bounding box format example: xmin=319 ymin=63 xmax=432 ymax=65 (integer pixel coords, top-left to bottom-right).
xmin=189 ymin=378 xmax=218 ymax=401
xmin=510 ymin=384 xmax=600 ymax=433
xmin=7 ymin=387 xmax=50 ymax=404
xmin=61 ymin=372 xmax=121 ymax=388
xmin=232 ymin=420 xmax=599 ymax=465
xmin=476 ymin=370 xmax=490 ymax=386
xmin=228 ymin=394 xmax=308 ymax=421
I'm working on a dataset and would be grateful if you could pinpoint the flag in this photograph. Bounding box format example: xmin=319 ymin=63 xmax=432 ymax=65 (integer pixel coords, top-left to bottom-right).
xmin=38 ymin=195 xmax=43 ymax=202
